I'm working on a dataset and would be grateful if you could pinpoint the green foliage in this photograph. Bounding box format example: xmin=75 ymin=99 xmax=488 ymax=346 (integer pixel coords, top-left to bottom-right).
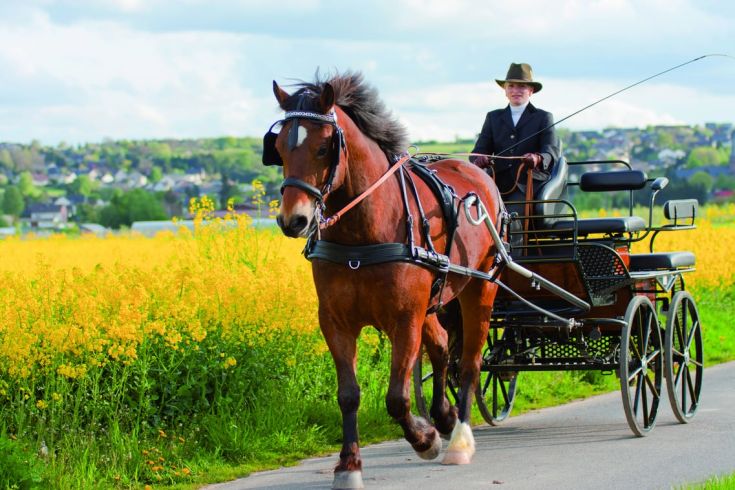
xmin=0 ymin=435 xmax=45 ymax=489
xmin=67 ymin=174 xmax=96 ymax=197
xmin=99 ymin=189 xmax=168 ymax=228
xmin=0 ymin=149 xmax=13 ymax=171
xmin=683 ymin=471 xmax=735 ymax=489
xmin=17 ymin=171 xmax=40 ymax=199
xmin=686 ymin=146 xmax=729 ymax=168
xmin=2 ymin=185 xmax=24 ymax=217
xmin=690 ymin=171 xmax=715 ymax=194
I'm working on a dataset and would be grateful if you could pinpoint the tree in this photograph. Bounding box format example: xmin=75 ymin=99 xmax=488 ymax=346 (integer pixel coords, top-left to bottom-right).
xmin=690 ymin=171 xmax=714 ymax=194
xmin=150 ymin=166 xmax=163 ymax=183
xmin=685 ymin=146 xmax=727 ymax=168
xmin=2 ymin=186 xmax=24 ymax=217
xmin=18 ymin=171 xmax=39 ymax=198
xmin=0 ymin=149 xmax=13 ymax=171
xmin=99 ymin=189 xmax=167 ymax=229
xmin=69 ymin=174 xmax=96 ymax=197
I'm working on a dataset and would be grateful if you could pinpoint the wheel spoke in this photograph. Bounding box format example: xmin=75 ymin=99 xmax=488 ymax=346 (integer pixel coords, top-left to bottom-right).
xmin=671 ymin=347 xmax=685 ymax=360
xmin=492 ymin=376 xmax=498 ymax=414
xmin=644 ymin=371 xmax=659 ymax=399
xmin=674 ymin=361 xmax=684 ymax=387
xmin=689 ymin=358 xmax=703 ymax=368
xmin=685 ymin=366 xmax=698 ymax=406
xmin=482 ymin=371 xmax=492 ymax=393
xmin=646 ymin=348 xmax=661 ymax=364
xmin=680 ymin=364 xmax=688 ymax=412
xmin=499 ymin=376 xmax=509 ymax=402
xmin=632 ymin=375 xmax=642 ymax=414
xmin=641 ymin=375 xmax=650 ymax=427
xmin=628 ymin=365 xmax=643 ymax=383
xmin=642 ymin=312 xmax=653 ymax=354
xmin=685 ymin=319 xmax=699 ymax=351
xmin=675 ymin=318 xmax=686 ymax=351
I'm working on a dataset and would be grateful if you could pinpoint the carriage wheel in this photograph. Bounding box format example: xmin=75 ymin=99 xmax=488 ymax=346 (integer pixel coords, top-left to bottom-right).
xmin=475 ymin=328 xmax=517 ymax=425
xmin=619 ymin=295 xmax=663 ymax=436
xmin=664 ymin=291 xmax=703 ymax=423
xmin=412 ymin=335 xmax=461 ymax=421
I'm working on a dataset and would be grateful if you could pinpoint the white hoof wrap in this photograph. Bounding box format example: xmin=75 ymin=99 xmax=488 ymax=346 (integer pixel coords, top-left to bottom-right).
xmin=333 ymin=470 xmax=364 ymax=489
xmin=441 ymin=422 xmax=475 ymax=465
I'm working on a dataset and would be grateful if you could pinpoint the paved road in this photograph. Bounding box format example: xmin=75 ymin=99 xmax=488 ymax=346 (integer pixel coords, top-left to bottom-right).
xmin=205 ymin=361 xmax=735 ymax=489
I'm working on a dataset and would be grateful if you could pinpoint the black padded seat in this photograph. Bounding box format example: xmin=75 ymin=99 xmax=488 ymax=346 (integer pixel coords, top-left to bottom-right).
xmin=628 ymin=252 xmax=696 ymax=271
xmin=551 ymin=216 xmax=646 ymax=236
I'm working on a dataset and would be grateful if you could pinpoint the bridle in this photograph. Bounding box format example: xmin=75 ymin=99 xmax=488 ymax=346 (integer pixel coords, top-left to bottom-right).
xmin=262 ymin=104 xmax=347 ymax=205
xmin=264 ymin=101 xmax=410 ymax=232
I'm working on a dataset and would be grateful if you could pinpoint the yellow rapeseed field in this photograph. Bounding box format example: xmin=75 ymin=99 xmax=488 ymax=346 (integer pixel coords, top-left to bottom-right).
xmin=0 ymin=203 xmax=731 ymax=383
xmin=0 ymin=201 xmax=319 ymax=382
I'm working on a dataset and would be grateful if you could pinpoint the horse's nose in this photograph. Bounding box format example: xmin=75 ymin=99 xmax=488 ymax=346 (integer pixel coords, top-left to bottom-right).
xmin=277 ymin=213 xmax=310 ymax=238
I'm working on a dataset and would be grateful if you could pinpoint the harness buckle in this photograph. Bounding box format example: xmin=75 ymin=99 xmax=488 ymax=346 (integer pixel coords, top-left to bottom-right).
xmin=348 ymin=260 xmax=361 ymax=270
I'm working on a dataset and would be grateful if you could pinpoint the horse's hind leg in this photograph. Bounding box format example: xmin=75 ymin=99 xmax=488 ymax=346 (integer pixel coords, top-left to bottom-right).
xmin=421 ymin=313 xmax=458 ymax=435
xmin=321 ymin=321 xmax=364 ymax=489
xmin=443 ymin=280 xmax=498 ymax=465
xmin=385 ymin=318 xmax=442 ymax=460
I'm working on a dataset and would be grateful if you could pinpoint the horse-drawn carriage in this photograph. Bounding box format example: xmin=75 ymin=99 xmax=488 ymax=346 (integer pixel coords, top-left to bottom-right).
xmin=413 ymin=156 xmax=703 ymax=437
xmin=265 ymin=72 xmax=704 ymax=488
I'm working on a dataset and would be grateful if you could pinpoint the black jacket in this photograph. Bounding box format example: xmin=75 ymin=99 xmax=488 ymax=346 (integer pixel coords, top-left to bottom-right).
xmin=471 ymin=103 xmax=560 ymax=193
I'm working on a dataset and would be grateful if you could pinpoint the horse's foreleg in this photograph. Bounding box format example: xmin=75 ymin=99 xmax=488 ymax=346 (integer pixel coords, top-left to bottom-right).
xmin=442 ymin=281 xmax=497 ymax=465
xmin=321 ymin=322 xmax=364 ymax=489
xmin=386 ymin=322 xmax=442 ymax=460
xmin=422 ymin=313 xmax=457 ymax=435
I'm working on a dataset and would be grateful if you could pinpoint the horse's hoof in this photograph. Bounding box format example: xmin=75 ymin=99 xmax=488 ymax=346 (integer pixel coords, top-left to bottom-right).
xmin=333 ymin=470 xmax=364 ymax=489
xmin=416 ymin=430 xmax=442 ymax=460
xmin=442 ymin=421 xmax=475 ymax=465
xmin=442 ymin=449 xmax=472 ymax=465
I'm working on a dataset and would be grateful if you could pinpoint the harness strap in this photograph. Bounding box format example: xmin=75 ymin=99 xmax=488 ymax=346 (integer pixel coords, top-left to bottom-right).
xmin=306 ymin=240 xmax=413 ymax=267
xmin=320 ymin=153 xmax=411 ymax=229
xmin=398 ymin=166 xmax=416 ymax=252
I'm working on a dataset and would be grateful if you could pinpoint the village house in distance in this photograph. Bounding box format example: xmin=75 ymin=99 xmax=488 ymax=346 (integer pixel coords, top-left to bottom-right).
xmin=0 ymin=123 xmax=733 ymax=236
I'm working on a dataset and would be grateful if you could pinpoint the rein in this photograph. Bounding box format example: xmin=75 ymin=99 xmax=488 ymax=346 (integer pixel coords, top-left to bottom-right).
xmin=320 ymin=153 xmax=411 ymax=230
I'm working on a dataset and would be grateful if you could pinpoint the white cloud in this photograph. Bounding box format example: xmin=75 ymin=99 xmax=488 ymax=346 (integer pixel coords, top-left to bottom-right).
xmin=0 ymin=1 xmax=733 ymax=144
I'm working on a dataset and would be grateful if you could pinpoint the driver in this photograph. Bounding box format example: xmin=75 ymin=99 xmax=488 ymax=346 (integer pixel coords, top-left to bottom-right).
xmin=470 ymin=62 xmax=560 ymax=196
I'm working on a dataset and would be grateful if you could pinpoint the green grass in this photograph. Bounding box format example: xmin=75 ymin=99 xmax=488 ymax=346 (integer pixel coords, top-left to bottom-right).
xmin=684 ymin=472 xmax=735 ymax=489
xmin=1 ymin=285 xmax=732 ymax=488
xmin=412 ymin=140 xmax=473 ymax=156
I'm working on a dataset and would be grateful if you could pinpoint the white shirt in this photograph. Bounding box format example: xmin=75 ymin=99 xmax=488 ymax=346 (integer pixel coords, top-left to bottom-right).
xmin=510 ymin=102 xmax=529 ymax=126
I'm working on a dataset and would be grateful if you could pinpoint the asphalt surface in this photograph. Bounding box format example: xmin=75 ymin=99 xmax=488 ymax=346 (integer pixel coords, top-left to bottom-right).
xmin=204 ymin=361 xmax=735 ymax=490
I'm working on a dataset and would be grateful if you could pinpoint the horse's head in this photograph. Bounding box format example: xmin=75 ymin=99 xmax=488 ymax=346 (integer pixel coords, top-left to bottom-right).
xmin=264 ymin=81 xmax=347 ymax=238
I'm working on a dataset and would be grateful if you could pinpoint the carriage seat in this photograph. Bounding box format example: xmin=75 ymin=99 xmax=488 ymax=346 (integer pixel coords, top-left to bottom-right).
xmin=628 ymin=252 xmax=695 ymax=271
xmin=533 ymin=156 xmax=569 ymax=228
xmin=551 ymin=215 xmax=646 ymax=236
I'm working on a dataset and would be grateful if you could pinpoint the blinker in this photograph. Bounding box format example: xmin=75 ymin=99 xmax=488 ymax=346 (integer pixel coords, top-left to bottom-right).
xmin=262 ymin=120 xmax=284 ymax=166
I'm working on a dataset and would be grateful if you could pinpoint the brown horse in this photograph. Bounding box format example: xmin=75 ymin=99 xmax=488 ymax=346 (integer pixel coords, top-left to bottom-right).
xmin=267 ymin=72 xmax=502 ymax=489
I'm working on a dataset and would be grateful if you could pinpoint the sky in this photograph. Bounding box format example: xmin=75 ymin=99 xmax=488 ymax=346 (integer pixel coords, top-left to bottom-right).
xmin=1 ymin=0 xmax=735 ymax=146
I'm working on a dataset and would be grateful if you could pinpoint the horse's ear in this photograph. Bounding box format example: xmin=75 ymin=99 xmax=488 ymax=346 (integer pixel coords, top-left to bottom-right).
xmin=320 ymin=83 xmax=335 ymax=113
xmin=273 ymin=81 xmax=290 ymax=107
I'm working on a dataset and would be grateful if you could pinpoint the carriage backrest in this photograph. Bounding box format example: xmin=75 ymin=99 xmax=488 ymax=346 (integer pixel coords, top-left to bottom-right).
xmin=663 ymin=199 xmax=698 ymax=222
xmin=533 ymin=156 xmax=569 ymax=227
xmin=579 ymin=170 xmax=647 ymax=192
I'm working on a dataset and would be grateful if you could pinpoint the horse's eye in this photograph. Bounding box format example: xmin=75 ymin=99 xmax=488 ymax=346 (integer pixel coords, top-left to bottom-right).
xmin=316 ymin=145 xmax=328 ymax=158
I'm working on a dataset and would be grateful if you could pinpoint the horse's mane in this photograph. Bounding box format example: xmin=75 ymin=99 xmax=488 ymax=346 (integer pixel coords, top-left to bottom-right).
xmin=280 ymin=71 xmax=410 ymax=156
